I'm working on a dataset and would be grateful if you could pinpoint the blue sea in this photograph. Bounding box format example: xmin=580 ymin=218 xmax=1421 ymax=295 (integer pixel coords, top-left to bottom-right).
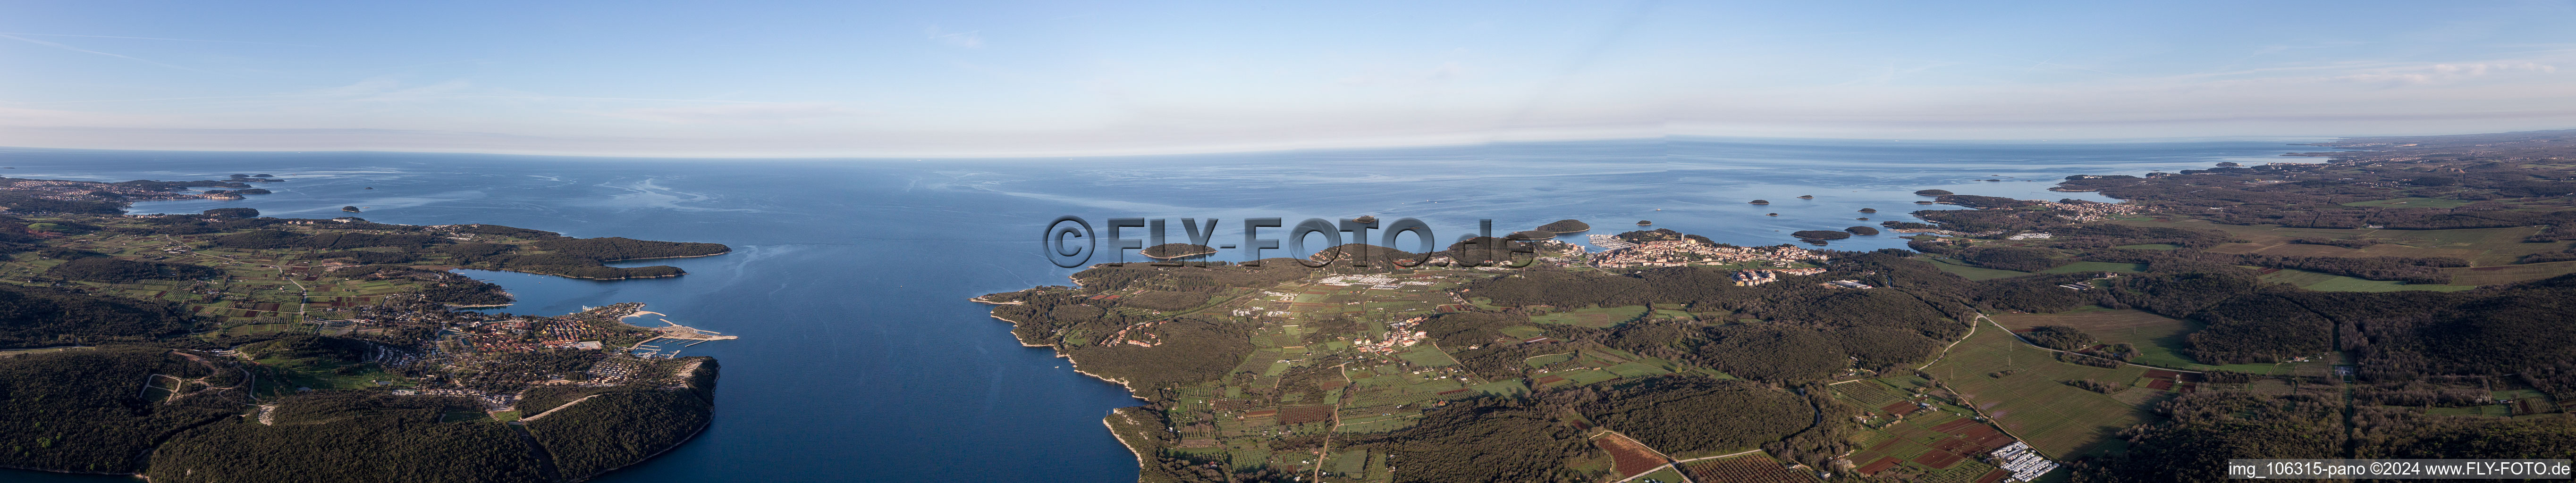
xmin=0 ymin=137 xmax=2319 ymax=482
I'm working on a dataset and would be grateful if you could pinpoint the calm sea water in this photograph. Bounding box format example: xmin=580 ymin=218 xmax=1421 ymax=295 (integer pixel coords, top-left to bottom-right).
xmin=0 ymin=137 xmax=2317 ymax=482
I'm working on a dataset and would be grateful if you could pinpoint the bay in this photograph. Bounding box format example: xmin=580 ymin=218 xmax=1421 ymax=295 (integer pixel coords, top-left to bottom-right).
xmin=0 ymin=136 xmax=2316 ymax=482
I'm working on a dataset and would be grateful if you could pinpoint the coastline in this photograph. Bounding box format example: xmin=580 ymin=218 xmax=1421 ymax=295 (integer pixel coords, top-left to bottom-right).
xmin=985 ymin=313 xmax=1146 ymax=398
xmin=560 ymin=361 xmax=719 ymax=482
xmin=983 ymin=304 xmax=1159 ymax=479
xmin=442 ymin=265 xmax=689 ymax=281
xmin=596 ymin=250 xmax=733 ymax=263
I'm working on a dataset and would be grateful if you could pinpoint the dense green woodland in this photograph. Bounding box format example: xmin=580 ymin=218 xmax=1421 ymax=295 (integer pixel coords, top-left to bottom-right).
xmin=2072 ymin=392 xmax=2576 ymax=483
xmin=0 ymin=284 xmax=198 ymax=348
xmin=0 ymin=348 xmax=235 ymax=474
xmin=524 ymin=361 xmax=718 ymax=481
xmin=148 ymin=392 xmax=549 ymax=483
xmin=200 ymin=224 xmax=723 ymax=280
xmin=0 ymin=336 xmax=718 ymax=482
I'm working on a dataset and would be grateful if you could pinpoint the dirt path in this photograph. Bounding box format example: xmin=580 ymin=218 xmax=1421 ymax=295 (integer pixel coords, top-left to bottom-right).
xmin=516 ymin=394 xmax=600 ymax=423
xmin=1912 ymin=314 xmax=1985 ymax=371
xmin=1310 ymin=363 xmax=1354 ymax=483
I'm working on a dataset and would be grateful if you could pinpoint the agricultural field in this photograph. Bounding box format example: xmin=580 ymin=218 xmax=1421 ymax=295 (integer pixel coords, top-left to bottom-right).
xmin=1825 ymin=404 xmax=2010 ymax=482
xmin=1918 ymin=326 xmax=2157 ymax=457
xmin=2445 ymin=260 xmax=2576 ymax=286
xmin=2039 ymin=261 xmax=2144 ymax=275
xmin=2112 ymin=219 xmax=2575 ymax=269
xmin=1990 ymin=308 xmax=2279 ymax=372
xmin=1528 ymin=305 xmax=1648 ymax=327
xmin=1681 ymin=452 xmax=1823 ymax=483
xmin=1629 ymin=466 xmax=1688 ymax=483
xmin=2339 ymin=197 xmax=2474 ymax=208
xmin=1100 ymin=262 xmax=1763 ymax=481
xmin=2258 ymin=268 xmax=2477 ymax=292
xmin=1924 ymin=257 xmax=2031 ymax=281
xmin=1592 ymin=431 xmax=1672 ymax=479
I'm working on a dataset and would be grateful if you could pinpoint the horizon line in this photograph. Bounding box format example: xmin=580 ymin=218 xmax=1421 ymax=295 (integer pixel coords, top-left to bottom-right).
xmin=0 ymin=131 xmax=2430 ymax=161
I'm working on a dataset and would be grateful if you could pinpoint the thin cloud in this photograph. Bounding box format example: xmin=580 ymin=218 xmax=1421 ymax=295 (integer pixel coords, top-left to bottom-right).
xmin=925 ymin=25 xmax=983 ymax=48
xmin=600 ymin=103 xmax=858 ymax=124
xmin=0 ymin=33 xmax=237 ymax=76
xmin=0 ymin=32 xmax=322 ymax=47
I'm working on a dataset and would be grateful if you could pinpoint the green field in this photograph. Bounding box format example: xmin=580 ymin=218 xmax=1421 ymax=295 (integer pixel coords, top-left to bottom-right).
xmin=2114 ymin=219 xmax=2574 ymax=269
xmin=2040 ymin=262 xmax=2146 ymax=274
xmin=1395 ymin=345 xmax=1459 ymax=366
xmin=1991 ymin=308 xmax=2276 ymax=372
xmin=2444 ymin=260 xmax=2576 ymax=286
xmin=1528 ymin=305 xmax=1648 ymax=327
xmin=2260 ymin=268 xmax=2477 ymax=292
xmin=1919 ymin=326 xmax=2154 ymax=456
xmin=2340 ymin=197 xmax=2473 ymax=208
xmin=1923 ymin=257 xmax=2031 ymax=281
xmin=1632 ymin=466 xmax=1686 ymax=483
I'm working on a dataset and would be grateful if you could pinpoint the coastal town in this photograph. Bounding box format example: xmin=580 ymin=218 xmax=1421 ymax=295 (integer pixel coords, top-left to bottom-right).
xmin=1586 ymin=238 xmax=1827 ymax=269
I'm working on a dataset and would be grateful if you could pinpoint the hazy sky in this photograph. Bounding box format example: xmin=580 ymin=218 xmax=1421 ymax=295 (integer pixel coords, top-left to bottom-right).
xmin=4 ymin=0 xmax=2573 ymax=157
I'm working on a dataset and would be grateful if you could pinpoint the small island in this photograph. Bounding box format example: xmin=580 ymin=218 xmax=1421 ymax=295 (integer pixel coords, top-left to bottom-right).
xmin=1798 ymin=195 xmax=1814 ymax=199
xmin=1845 ymin=225 xmax=1880 ymax=235
xmin=1353 ymin=215 xmax=1377 ymax=224
xmin=1765 ymin=213 xmax=1778 ymax=216
xmin=1748 ymin=199 xmax=1769 ymax=205
xmin=340 ymin=206 xmax=362 ymax=213
xmin=1858 ymin=208 xmax=1877 ymax=213
xmin=1635 ymin=220 xmax=1651 ymax=225
xmin=1914 ymin=189 xmax=1952 ymax=196
xmin=1915 ymin=200 xmax=1935 ymax=204
xmin=1534 ymin=219 xmax=1590 ymax=233
xmin=1791 ymin=229 xmax=1851 ymax=240
xmin=1141 ymin=242 xmax=1219 ymax=259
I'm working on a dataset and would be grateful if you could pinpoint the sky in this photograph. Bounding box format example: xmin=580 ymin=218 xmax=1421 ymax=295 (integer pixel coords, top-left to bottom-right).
xmin=3 ymin=0 xmax=2574 ymax=157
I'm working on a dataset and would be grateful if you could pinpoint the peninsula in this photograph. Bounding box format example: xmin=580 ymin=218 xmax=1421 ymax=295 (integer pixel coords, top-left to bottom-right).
xmin=986 ymin=129 xmax=2576 ymax=483
xmin=0 ymin=178 xmax=735 ymax=483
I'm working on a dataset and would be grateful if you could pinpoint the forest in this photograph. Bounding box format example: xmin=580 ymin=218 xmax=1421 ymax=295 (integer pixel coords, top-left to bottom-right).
xmin=529 ymin=237 xmax=730 ymax=261
xmin=42 ymin=257 xmax=221 ymax=283
xmin=146 ymin=392 xmax=550 ymax=483
xmin=0 ymin=347 xmax=238 ymax=474
xmin=189 ymin=222 xmax=722 ymax=280
xmin=526 ymin=361 xmax=718 ymax=481
xmin=2069 ymin=391 xmax=2576 ymax=483
xmin=0 ymin=284 xmax=198 ymax=348
xmin=1351 ymin=398 xmax=1595 ymax=483
xmin=1570 ymin=376 xmax=1812 ymax=455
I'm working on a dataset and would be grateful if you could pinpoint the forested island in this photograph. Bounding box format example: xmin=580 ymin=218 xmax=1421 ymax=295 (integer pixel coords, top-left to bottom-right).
xmin=1146 ymin=243 xmax=1222 ymax=259
xmin=0 ymin=178 xmax=732 ymax=482
xmin=988 ymin=129 xmax=2576 ymax=483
